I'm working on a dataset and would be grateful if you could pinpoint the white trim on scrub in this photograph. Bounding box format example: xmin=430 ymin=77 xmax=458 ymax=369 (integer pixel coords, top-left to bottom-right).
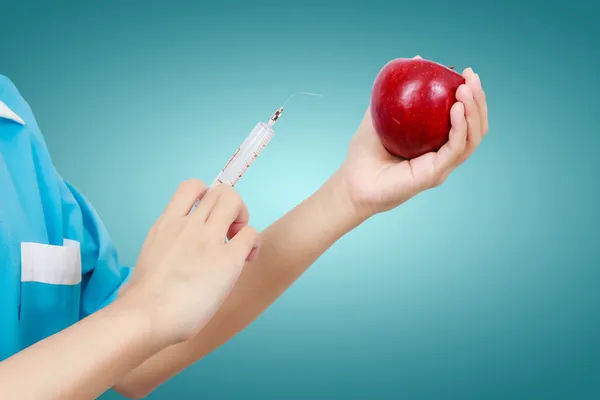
xmin=0 ymin=100 xmax=25 ymax=125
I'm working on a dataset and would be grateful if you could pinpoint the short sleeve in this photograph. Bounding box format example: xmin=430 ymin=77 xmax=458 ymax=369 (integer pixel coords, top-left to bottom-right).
xmin=1 ymin=73 xmax=132 ymax=329
xmin=59 ymin=179 xmax=132 ymax=320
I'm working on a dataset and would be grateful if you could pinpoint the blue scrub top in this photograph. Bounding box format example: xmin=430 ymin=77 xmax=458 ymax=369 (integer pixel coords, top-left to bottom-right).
xmin=0 ymin=75 xmax=131 ymax=361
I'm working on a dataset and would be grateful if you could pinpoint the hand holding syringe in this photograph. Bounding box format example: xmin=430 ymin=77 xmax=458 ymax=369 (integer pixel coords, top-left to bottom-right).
xmin=210 ymin=92 xmax=322 ymax=188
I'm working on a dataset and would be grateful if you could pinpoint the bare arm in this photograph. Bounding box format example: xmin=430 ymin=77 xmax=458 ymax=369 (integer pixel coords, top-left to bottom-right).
xmin=0 ymin=181 xmax=260 ymax=400
xmin=116 ymin=66 xmax=489 ymax=398
xmin=115 ymin=172 xmax=364 ymax=398
xmin=0 ymin=295 xmax=165 ymax=400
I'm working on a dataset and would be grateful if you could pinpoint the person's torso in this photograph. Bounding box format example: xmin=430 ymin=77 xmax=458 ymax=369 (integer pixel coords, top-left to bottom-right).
xmin=0 ymin=75 xmax=128 ymax=361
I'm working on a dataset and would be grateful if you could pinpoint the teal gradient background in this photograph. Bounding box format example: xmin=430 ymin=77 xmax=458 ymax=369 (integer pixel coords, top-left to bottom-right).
xmin=1 ymin=0 xmax=599 ymax=399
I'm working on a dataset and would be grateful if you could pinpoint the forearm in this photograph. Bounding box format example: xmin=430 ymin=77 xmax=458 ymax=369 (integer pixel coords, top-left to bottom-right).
xmin=116 ymin=170 xmax=365 ymax=396
xmin=0 ymin=294 xmax=166 ymax=400
xmin=207 ymin=170 xmax=364 ymax=330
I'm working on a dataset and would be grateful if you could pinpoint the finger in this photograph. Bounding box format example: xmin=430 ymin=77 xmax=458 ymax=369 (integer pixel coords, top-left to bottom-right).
xmin=433 ymin=102 xmax=467 ymax=174
xmin=227 ymin=226 xmax=260 ymax=262
xmin=246 ymin=246 xmax=260 ymax=262
xmin=189 ymin=183 xmax=231 ymax=223
xmin=163 ymin=179 xmax=208 ymax=219
xmin=473 ymin=73 xmax=488 ymax=135
xmin=205 ymin=189 xmax=249 ymax=238
xmin=464 ymin=70 xmax=487 ymax=137
xmin=462 ymin=67 xmax=474 ymax=78
xmin=463 ymin=67 xmax=488 ymax=135
xmin=456 ymin=84 xmax=482 ymax=151
xmin=227 ymin=208 xmax=250 ymax=241
xmin=413 ymin=55 xmax=422 ymax=59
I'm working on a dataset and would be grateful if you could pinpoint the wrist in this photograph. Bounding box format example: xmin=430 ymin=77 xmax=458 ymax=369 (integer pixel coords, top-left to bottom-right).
xmin=113 ymin=287 xmax=176 ymax=349
xmin=314 ymin=169 xmax=369 ymax=232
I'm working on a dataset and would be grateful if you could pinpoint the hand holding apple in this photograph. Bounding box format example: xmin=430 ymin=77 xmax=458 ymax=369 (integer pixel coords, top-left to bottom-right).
xmin=337 ymin=56 xmax=488 ymax=219
xmin=371 ymin=57 xmax=466 ymax=159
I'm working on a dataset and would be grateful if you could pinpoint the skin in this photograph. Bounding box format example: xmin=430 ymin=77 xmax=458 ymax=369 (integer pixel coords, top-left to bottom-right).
xmin=371 ymin=58 xmax=467 ymax=159
xmin=0 ymin=183 xmax=260 ymax=399
xmin=0 ymin=62 xmax=488 ymax=399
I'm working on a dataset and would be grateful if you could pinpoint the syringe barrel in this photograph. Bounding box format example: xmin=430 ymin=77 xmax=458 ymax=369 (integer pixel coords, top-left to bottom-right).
xmin=212 ymin=121 xmax=274 ymax=187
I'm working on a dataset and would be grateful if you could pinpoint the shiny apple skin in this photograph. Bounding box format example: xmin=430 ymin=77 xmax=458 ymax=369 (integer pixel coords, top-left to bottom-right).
xmin=370 ymin=58 xmax=466 ymax=159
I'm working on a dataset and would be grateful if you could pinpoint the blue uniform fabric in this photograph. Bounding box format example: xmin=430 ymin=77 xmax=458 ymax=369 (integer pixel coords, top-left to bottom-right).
xmin=0 ymin=75 xmax=131 ymax=361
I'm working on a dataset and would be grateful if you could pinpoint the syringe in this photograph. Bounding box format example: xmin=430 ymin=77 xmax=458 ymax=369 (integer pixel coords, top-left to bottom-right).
xmin=210 ymin=92 xmax=321 ymax=188
xmin=210 ymin=107 xmax=282 ymax=187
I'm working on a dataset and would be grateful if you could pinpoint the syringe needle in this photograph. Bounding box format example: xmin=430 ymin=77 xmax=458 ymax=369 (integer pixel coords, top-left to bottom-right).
xmin=281 ymin=92 xmax=323 ymax=109
xmin=211 ymin=91 xmax=323 ymax=188
xmin=269 ymin=92 xmax=322 ymax=127
xmin=268 ymin=107 xmax=284 ymax=126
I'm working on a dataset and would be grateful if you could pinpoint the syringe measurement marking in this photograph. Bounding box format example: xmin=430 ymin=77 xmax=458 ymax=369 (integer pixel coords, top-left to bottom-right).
xmin=220 ymin=148 xmax=240 ymax=173
xmin=213 ymin=91 xmax=322 ymax=188
xmin=229 ymin=135 xmax=273 ymax=184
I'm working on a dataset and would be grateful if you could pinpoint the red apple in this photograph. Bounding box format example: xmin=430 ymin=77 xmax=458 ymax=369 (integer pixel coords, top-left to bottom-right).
xmin=370 ymin=58 xmax=465 ymax=159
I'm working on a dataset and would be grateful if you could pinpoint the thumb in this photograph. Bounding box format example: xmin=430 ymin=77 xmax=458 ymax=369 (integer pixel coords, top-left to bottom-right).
xmin=227 ymin=226 xmax=261 ymax=262
xmin=413 ymin=55 xmax=423 ymax=59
